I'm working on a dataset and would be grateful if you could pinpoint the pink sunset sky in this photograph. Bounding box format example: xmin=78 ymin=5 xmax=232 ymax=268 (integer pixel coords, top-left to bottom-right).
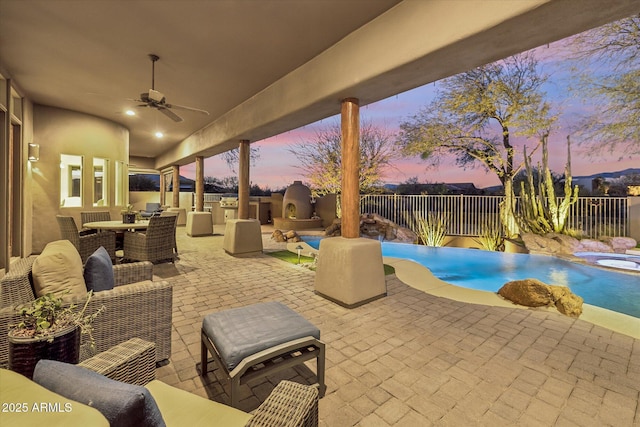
xmin=181 ymin=38 xmax=639 ymax=191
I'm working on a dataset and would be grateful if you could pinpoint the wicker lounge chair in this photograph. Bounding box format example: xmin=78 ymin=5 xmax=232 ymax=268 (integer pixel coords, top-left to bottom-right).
xmin=140 ymin=202 xmax=162 ymax=218
xmin=3 ymin=338 xmax=319 ymax=427
xmin=124 ymin=215 xmax=177 ymax=263
xmin=56 ymin=215 xmax=116 ymax=263
xmin=0 ymin=257 xmax=173 ymax=366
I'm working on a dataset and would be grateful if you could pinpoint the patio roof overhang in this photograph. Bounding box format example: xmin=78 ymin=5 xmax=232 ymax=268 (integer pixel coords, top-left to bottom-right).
xmin=1 ymin=0 xmax=637 ymax=171
xmin=153 ymin=0 xmax=639 ymax=170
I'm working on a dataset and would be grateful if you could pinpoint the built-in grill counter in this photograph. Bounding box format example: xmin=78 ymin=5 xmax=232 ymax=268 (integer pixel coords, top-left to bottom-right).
xmin=219 ymin=195 xmax=239 ymax=223
xmin=200 ymin=193 xmax=272 ymax=225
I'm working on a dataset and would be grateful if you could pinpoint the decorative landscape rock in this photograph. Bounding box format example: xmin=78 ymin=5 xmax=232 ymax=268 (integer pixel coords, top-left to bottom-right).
xmin=284 ymin=230 xmax=302 ymax=242
xmin=578 ymin=239 xmax=614 ymax=253
xmin=600 ymin=236 xmax=637 ymax=253
xmin=271 ymin=229 xmax=302 ymax=243
xmin=520 ymin=232 xmax=637 ymax=256
xmin=271 ymin=229 xmax=286 ymax=242
xmin=554 ymin=292 xmax=584 ymax=317
xmin=498 ymin=278 xmax=583 ymax=318
xmin=548 ymin=233 xmax=583 ymax=254
xmin=324 ymin=219 xmax=341 ymax=237
xmin=324 ymin=213 xmax=417 ymax=243
xmin=521 ymin=233 xmax=563 ymax=255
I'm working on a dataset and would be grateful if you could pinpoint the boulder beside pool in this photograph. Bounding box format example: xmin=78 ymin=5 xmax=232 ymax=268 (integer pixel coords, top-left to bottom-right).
xmin=498 ymin=278 xmax=583 ymax=318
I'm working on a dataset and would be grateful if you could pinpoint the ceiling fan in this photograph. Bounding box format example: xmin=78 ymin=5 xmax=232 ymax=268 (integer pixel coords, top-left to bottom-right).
xmin=132 ymin=54 xmax=209 ymax=122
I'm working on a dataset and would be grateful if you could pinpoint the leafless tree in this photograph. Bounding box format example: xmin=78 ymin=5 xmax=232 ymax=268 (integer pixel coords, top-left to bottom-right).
xmin=288 ymin=121 xmax=398 ymax=196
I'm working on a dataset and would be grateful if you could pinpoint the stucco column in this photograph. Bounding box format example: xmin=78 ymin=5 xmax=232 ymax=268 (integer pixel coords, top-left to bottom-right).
xmin=172 ymin=165 xmax=179 ymax=207
xmin=238 ymin=140 xmax=250 ymax=219
xmin=186 ymin=156 xmax=212 ymax=236
xmin=195 ymin=156 xmax=204 ymax=212
xmin=341 ymin=98 xmax=360 ymax=238
xmin=223 ymin=139 xmax=262 ymax=255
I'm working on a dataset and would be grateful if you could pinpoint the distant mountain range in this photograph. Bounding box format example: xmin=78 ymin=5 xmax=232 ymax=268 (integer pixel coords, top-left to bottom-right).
xmin=573 ymin=168 xmax=640 ymax=180
xmin=384 ymin=168 xmax=640 ymax=193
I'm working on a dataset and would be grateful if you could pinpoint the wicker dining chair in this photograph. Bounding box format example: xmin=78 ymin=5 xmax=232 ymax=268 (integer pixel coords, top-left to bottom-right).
xmin=123 ymin=215 xmax=177 ymax=263
xmin=80 ymin=211 xmax=112 ymax=234
xmin=56 ymin=215 xmax=116 ymax=263
xmin=81 ymin=211 xmax=111 ymax=226
xmin=160 ymin=210 xmax=179 ymax=255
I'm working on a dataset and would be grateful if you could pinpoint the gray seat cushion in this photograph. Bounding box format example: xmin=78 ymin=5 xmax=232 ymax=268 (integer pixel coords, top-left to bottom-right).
xmin=84 ymin=246 xmax=114 ymax=292
xmin=202 ymin=301 xmax=320 ymax=371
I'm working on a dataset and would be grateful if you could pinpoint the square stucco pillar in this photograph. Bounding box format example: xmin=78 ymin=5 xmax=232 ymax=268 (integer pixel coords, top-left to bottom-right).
xmin=186 ymin=211 xmax=213 ymax=236
xmin=167 ymin=207 xmax=187 ymax=226
xmin=314 ymin=237 xmax=386 ymax=308
xmin=223 ymin=219 xmax=263 ymax=256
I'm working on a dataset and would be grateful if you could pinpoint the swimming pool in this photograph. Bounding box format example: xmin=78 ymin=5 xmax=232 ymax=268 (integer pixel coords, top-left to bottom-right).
xmin=304 ymin=237 xmax=640 ymax=318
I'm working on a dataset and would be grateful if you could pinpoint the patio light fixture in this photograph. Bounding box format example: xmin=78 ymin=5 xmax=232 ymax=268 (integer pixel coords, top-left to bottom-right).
xmin=296 ymin=245 xmax=303 ymax=264
xmin=28 ymin=143 xmax=39 ymax=162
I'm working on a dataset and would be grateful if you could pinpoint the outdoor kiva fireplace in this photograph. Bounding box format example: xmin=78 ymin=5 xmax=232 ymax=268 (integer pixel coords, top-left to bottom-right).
xmin=272 ymin=181 xmax=328 ymax=231
xmin=282 ymin=181 xmax=312 ymax=219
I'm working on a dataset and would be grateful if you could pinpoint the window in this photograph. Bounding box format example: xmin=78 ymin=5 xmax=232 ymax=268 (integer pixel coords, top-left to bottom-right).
xmin=93 ymin=158 xmax=108 ymax=206
xmin=60 ymin=154 xmax=83 ymax=207
xmin=129 ymin=172 xmax=160 ymax=191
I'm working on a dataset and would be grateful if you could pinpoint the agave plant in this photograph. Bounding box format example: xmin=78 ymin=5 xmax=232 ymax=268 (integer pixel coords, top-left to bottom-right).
xmin=475 ymin=221 xmax=505 ymax=251
xmin=415 ymin=212 xmax=448 ymax=247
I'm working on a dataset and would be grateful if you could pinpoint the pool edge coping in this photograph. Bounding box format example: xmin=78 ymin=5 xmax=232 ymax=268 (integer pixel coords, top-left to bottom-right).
xmin=385 ymin=256 xmax=640 ymax=340
xmin=287 ymin=241 xmax=639 ymax=340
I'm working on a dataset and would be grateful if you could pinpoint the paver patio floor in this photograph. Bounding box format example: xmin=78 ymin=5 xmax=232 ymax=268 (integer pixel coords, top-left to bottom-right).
xmin=153 ymin=228 xmax=640 ymax=426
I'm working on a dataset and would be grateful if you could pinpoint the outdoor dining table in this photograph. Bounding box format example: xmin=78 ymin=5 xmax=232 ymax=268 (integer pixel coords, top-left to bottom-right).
xmin=83 ymin=220 xmax=150 ymax=231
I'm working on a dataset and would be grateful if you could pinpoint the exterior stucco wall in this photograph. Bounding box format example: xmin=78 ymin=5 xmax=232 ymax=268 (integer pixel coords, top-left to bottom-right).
xmin=31 ymin=105 xmax=129 ymax=253
xmin=22 ymin=100 xmax=34 ymax=256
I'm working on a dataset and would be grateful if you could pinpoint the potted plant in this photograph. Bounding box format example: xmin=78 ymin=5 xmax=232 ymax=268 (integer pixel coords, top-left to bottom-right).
xmin=8 ymin=291 xmax=104 ymax=379
xmin=121 ymin=204 xmax=137 ymax=224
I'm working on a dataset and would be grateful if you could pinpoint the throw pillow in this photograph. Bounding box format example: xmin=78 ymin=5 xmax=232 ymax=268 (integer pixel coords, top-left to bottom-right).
xmin=32 ymin=240 xmax=86 ymax=297
xmin=84 ymin=246 xmax=115 ymax=292
xmin=33 ymin=360 xmax=165 ymax=427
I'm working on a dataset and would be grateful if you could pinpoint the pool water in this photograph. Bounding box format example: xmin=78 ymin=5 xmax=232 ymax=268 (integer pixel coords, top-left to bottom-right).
xmin=304 ymin=237 xmax=640 ymax=318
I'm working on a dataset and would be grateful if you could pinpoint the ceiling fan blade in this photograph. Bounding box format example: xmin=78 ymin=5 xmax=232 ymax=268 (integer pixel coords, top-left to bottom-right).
xmin=165 ymin=103 xmax=210 ymax=115
xmin=157 ymin=106 xmax=183 ymax=122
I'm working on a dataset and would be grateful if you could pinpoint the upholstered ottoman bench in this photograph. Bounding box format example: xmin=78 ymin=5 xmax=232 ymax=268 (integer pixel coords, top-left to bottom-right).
xmin=200 ymin=301 xmax=326 ymax=408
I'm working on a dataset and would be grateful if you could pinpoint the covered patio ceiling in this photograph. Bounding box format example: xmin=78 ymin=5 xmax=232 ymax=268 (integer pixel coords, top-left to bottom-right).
xmin=1 ymin=0 xmax=637 ymax=171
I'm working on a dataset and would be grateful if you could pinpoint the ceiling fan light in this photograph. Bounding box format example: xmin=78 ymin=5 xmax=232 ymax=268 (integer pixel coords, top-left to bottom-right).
xmin=149 ymin=89 xmax=165 ymax=103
